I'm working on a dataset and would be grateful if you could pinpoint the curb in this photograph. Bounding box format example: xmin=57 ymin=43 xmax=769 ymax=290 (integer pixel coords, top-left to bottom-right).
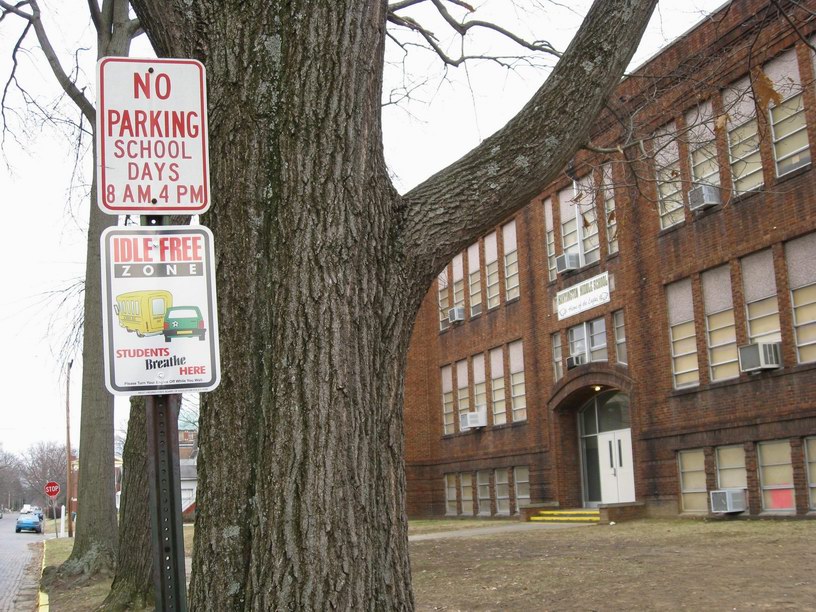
xmin=37 ymin=540 xmax=49 ymax=611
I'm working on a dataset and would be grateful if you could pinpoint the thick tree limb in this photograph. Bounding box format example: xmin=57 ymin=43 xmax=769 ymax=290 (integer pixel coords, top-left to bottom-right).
xmin=400 ymin=0 xmax=658 ymax=286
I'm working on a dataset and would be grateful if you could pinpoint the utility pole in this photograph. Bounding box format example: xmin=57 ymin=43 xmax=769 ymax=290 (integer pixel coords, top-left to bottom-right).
xmin=65 ymin=359 xmax=74 ymax=537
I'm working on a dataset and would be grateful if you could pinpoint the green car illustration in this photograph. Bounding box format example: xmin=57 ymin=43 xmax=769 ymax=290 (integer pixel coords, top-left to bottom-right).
xmin=163 ymin=306 xmax=206 ymax=342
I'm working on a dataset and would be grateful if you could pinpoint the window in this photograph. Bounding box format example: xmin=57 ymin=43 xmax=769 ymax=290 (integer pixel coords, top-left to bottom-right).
xmin=678 ymin=449 xmax=708 ymax=512
xmin=741 ymin=250 xmax=781 ymax=344
xmin=667 ymin=279 xmax=699 ymax=388
xmin=703 ymin=266 xmax=738 ymax=382
xmin=445 ymin=474 xmax=458 ymax=515
xmin=485 ymin=232 xmax=500 ymax=309
xmin=441 ymin=366 xmax=454 ymax=435
xmin=460 ymin=473 xmax=475 ymax=515
xmin=514 ymin=466 xmax=531 ymax=512
xmin=468 ymin=242 xmax=482 ymax=316
xmin=686 ymin=101 xmax=720 ymax=188
xmin=495 ymin=469 xmax=510 ymax=515
xmin=725 ymin=76 xmax=763 ymax=195
xmin=543 ymin=198 xmax=557 ymax=281
xmin=437 ymin=269 xmax=450 ymax=331
xmin=456 ymin=359 xmax=469 ymax=430
xmin=614 ymin=310 xmax=627 ymax=365
xmin=716 ymin=446 xmax=747 ymax=489
xmin=786 ymin=233 xmax=816 ymax=363
xmin=559 ymin=177 xmax=599 ymax=266
xmin=758 ymin=440 xmax=795 ymax=512
xmin=477 ymin=470 xmax=492 ymax=516
xmin=568 ymin=317 xmax=607 ymax=363
xmin=508 ymin=340 xmax=526 ymax=422
xmin=765 ymin=48 xmax=810 ymax=177
xmin=602 ymin=164 xmax=618 ymax=254
xmin=503 ymin=220 xmax=520 ymax=301
xmin=552 ymin=332 xmax=563 ymax=382
xmin=472 ymin=353 xmax=486 ymax=414
xmin=490 ymin=347 xmax=506 ymax=426
xmin=452 ymin=253 xmax=465 ymax=310
xmin=654 ymin=122 xmax=684 ymax=229
xmin=806 ymin=437 xmax=816 ymax=510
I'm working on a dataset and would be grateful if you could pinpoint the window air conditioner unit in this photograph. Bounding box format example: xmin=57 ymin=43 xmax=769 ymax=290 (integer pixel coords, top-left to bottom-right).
xmin=710 ymin=489 xmax=747 ymax=513
xmin=459 ymin=407 xmax=487 ymax=431
xmin=447 ymin=306 xmax=465 ymax=324
xmin=556 ymin=252 xmax=581 ymax=274
xmin=688 ymin=184 xmax=721 ymax=212
xmin=566 ymin=354 xmax=585 ymax=370
xmin=738 ymin=342 xmax=782 ymax=372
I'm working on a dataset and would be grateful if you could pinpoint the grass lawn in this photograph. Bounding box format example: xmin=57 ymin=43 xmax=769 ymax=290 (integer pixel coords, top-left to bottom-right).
xmin=41 ymin=538 xmax=112 ymax=612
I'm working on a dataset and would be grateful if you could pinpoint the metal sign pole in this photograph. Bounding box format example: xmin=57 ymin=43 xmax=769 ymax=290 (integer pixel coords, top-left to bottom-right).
xmin=146 ymin=393 xmax=187 ymax=611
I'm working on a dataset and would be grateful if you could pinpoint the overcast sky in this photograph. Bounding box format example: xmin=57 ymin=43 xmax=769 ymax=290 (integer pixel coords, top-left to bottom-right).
xmin=0 ymin=0 xmax=724 ymax=455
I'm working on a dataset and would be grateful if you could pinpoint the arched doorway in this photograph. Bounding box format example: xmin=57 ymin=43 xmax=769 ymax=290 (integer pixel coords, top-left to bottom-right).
xmin=578 ymin=390 xmax=635 ymax=506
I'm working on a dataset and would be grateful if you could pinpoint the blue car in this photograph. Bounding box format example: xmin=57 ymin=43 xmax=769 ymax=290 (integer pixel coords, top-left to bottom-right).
xmin=16 ymin=512 xmax=42 ymax=534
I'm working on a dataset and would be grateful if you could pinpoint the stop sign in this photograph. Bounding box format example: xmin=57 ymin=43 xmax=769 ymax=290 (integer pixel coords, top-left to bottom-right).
xmin=44 ymin=481 xmax=60 ymax=498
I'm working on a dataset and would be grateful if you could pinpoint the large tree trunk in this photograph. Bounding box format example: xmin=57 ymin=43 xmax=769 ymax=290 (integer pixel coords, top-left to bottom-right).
xmin=128 ymin=0 xmax=656 ymax=608
xmin=99 ymin=397 xmax=154 ymax=611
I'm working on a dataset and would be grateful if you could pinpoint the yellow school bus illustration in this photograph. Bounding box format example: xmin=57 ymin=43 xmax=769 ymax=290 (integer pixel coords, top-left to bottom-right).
xmin=114 ymin=290 xmax=173 ymax=337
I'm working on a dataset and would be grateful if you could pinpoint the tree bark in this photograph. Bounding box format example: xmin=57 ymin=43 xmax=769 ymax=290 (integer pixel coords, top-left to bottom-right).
xmin=98 ymin=397 xmax=154 ymax=611
xmin=127 ymin=0 xmax=657 ymax=609
xmin=67 ymin=0 xmax=140 ymax=576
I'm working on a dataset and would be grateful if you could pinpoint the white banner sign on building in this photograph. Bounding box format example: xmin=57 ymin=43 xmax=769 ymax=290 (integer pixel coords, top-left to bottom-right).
xmin=556 ymin=271 xmax=611 ymax=320
xmin=96 ymin=57 xmax=210 ymax=215
xmin=100 ymin=226 xmax=220 ymax=395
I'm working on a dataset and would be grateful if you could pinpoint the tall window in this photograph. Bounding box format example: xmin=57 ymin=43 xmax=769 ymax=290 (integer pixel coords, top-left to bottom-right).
xmin=716 ymin=446 xmax=747 ymax=489
xmin=456 ymin=359 xmax=469 ymax=430
xmin=725 ymin=75 xmax=763 ymax=195
xmin=445 ymin=474 xmax=458 ymax=515
xmin=741 ymin=250 xmax=781 ymax=344
xmin=806 ymin=437 xmax=816 ymax=510
xmin=477 ymin=470 xmax=492 ymax=516
xmin=514 ymin=466 xmax=531 ymax=512
xmin=602 ymin=164 xmax=618 ymax=254
xmin=667 ymin=279 xmax=700 ymax=388
xmin=472 ymin=354 xmax=486 ymax=414
xmin=559 ymin=179 xmax=599 ymax=266
xmin=441 ymin=366 xmax=454 ymax=435
xmin=686 ymin=101 xmax=720 ymax=188
xmin=490 ymin=347 xmax=507 ymax=426
xmin=654 ymin=122 xmax=684 ymax=229
xmin=460 ymin=473 xmax=475 ymax=515
xmin=678 ymin=449 xmax=708 ymax=512
xmin=543 ymin=198 xmax=557 ymax=281
xmin=485 ymin=232 xmax=500 ymax=310
xmin=503 ymin=220 xmax=520 ymax=301
xmin=467 ymin=242 xmax=482 ymax=317
xmin=508 ymin=340 xmax=526 ymax=422
xmin=703 ymin=266 xmax=739 ymax=382
xmin=437 ymin=268 xmax=449 ymax=331
xmin=758 ymin=440 xmax=795 ymax=512
xmin=614 ymin=310 xmax=627 ymax=365
xmin=495 ymin=469 xmax=510 ymax=515
xmin=552 ymin=332 xmax=563 ymax=382
xmin=765 ymin=48 xmax=811 ymax=177
xmin=568 ymin=317 xmax=607 ymax=363
xmin=786 ymin=232 xmax=816 ymax=363
xmin=452 ymin=253 xmax=465 ymax=311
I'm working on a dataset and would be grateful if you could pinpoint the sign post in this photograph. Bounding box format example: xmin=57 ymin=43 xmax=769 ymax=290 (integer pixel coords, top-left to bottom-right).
xmin=97 ymin=57 xmax=218 ymax=612
xmin=45 ymin=482 xmax=60 ymax=536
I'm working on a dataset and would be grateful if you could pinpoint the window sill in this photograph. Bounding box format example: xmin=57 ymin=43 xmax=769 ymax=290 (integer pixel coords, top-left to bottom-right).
xmin=505 ymin=296 xmax=521 ymax=306
xmin=773 ymin=161 xmax=811 ymax=186
xmin=669 ymin=360 xmax=816 ymax=398
xmin=657 ymin=219 xmax=686 ymax=238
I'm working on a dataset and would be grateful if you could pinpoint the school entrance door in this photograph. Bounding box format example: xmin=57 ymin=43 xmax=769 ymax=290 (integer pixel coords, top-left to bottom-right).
xmin=579 ymin=390 xmax=635 ymax=506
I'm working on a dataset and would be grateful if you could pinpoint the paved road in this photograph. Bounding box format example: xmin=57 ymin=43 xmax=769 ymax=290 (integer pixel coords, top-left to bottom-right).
xmin=0 ymin=512 xmax=46 ymax=612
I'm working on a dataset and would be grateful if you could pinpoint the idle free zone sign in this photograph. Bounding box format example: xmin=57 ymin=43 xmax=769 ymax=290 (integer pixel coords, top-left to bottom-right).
xmin=96 ymin=58 xmax=210 ymax=214
xmin=101 ymin=226 xmax=220 ymax=395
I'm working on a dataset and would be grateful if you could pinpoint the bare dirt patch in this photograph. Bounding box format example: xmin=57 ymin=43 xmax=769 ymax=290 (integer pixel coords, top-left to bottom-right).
xmin=410 ymin=518 xmax=816 ymax=611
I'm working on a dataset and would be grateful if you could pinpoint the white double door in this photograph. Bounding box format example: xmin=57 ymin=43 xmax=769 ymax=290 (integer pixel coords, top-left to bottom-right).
xmin=597 ymin=429 xmax=635 ymax=504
